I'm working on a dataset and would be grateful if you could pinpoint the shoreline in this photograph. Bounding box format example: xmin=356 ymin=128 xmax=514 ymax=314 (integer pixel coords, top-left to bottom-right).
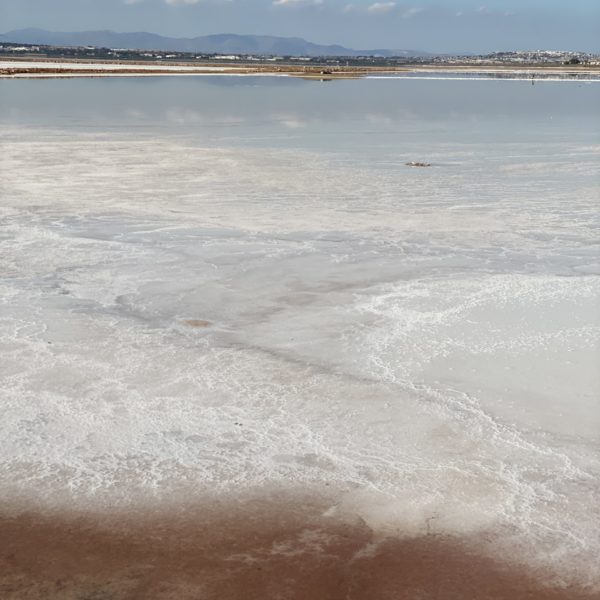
xmin=1 ymin=58 xmax=599 ymax=79
xmin=2 ymin=499 xmax=598 ymax=600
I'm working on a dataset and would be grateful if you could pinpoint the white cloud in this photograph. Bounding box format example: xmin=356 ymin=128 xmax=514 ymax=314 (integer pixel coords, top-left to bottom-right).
xmin=273 ymin=0 xmax=323 ymax=6
xmin=367 ymin=2 xmax=396 ymax=15
xmin=401 ymin=6 xmax=423 ymax=19
xmin=454 ymin=6 xmax=515 ymax=18
xmin=127 ymin=0 xmax=205 ymax=4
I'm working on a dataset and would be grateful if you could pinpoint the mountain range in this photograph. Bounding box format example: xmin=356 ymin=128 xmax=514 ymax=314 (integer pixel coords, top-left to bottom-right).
xmin=0 ymin=28 xmax=427 ymax=58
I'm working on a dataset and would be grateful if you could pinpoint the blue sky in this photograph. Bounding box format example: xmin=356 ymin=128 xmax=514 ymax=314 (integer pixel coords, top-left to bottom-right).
xmin=1 ymin=0 xmax=599 ymax=53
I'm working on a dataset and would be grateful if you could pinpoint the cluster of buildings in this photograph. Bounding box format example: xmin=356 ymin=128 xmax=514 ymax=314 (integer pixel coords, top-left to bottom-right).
xmin=432 ymin=50 xmax=600 ymax=66
xmin=0 ymin=42 xmax=598 ymax=67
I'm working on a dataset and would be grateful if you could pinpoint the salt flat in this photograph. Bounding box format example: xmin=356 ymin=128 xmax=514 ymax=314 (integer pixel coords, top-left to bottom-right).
xmin=0 ymin=59 xmax=234 ymax=71
xmin=0 ymin=76 xmax=598 ymax=597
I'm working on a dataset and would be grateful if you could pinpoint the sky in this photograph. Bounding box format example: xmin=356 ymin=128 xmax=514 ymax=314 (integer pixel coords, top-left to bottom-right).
xmin=1 ymin=0 xmax=599 ymax=54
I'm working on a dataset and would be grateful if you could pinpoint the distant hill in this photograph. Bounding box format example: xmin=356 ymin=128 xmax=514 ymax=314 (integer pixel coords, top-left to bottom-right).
xmin=0 ymin=29 xmax=427 ymax=58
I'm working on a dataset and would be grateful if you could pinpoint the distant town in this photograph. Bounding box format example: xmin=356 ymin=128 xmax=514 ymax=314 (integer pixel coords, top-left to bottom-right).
xmin=1 ymin=41 xmax=598 ymax=68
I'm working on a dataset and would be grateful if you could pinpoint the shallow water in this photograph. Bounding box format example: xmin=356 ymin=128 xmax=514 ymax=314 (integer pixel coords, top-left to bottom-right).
xmin=0 ymin=76 xmax=599 ymax=592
